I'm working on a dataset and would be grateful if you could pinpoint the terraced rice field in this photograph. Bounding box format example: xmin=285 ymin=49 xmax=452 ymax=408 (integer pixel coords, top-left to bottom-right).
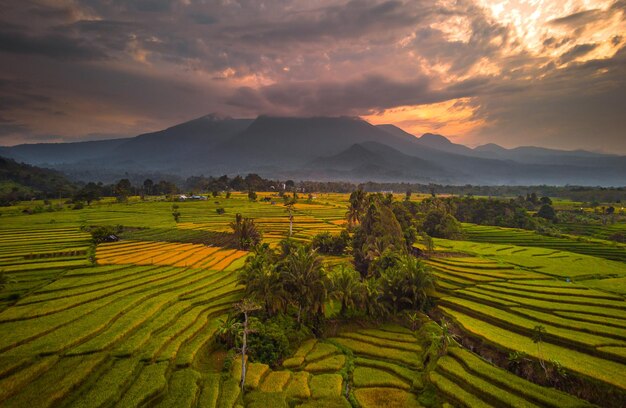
xmin=232 ymin=324 xmax=424 ymax=407
xmin=1 ymin=193 xmax=625 ymax=406
xmin=0 ymin=227 xmax=92 ymax=306
xmin=97 ymin=240 xmax=247 ymax=269
xmin=432 ymin=239 xmax=626 ymax=396
xmin=463 ymin=224 xmax=626 ymax=262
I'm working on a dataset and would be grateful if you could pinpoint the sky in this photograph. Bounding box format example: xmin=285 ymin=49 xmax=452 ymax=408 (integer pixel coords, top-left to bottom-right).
xmin=0 ymin=0 xmax=625 ymax=153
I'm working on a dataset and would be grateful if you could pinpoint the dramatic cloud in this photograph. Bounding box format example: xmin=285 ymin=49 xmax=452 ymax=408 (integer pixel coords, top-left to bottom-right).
xmin=0 ymin=0 xmax=624 ymax=152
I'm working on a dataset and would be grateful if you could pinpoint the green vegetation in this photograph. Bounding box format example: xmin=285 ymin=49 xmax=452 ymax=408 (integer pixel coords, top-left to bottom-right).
xmin=0 ymin=189 xmax=624 ymax=407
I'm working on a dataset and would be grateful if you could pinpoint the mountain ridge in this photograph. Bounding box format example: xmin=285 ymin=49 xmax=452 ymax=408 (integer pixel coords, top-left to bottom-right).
xmin=1 ymin=115 xmax=624 ymax=186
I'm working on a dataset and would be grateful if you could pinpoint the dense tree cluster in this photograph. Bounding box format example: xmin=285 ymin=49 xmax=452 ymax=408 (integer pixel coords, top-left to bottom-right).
xmin=0 ymin=157 xmax=76 ymax=204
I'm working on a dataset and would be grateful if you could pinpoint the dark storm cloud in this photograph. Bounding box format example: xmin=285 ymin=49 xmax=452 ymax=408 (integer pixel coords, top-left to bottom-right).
xmin=0 ymin=0 xmax=624 ymax=152
xmin=228 ymin=75 xmax=435 ymax=114
xmin=558 ymin=43 xmax=599 ymax=64
xmin=0 ymin=27 xmax=105 ymax=60
xmin=474 ymin=44 xmax=626 ymax=149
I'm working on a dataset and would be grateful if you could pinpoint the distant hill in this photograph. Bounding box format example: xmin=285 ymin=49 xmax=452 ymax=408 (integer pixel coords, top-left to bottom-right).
xmin=305 ymin=142 xmax=446 ymax=182
xmin=1 ymin=115 xmax=624 ymax=186
xmin=0 ymin=156 xmax=76 ymax=203
xmin=0 ymin=138 xmax=129 ymax=166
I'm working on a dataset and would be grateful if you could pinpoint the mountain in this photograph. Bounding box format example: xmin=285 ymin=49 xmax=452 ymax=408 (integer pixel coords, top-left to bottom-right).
xmin=473 ymin=143 xmax=621 ymax=166
xmin=305 ymin=141 xmax=446 ymax=182
xmin=211 ymin=116 xmax=416 ymax=169
xmin=0 ymin=156 xmax=76 ymax=203
xmin=0 ymin=138 xmax=129 ymax=166
xmin=1 ymin=115 xmax=624 ymax=186
xmin=110 ymin=114 xmax=253 ymax=166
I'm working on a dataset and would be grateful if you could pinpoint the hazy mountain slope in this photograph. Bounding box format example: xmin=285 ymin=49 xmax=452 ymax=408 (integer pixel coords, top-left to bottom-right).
xmin=0 ymin=116 xmax=624 ymax=185
xmin=0 ymin=138 xmax=130 ymax=165
xmin=211 ymin=116 xmax=417 ymax=167
xmin=303 ymin=142 xmax=448 ymax=182
xmin=110 ymin=114 xmax=254 ymax=164
xmin=0 ymin=156 xmax=76 ymax=201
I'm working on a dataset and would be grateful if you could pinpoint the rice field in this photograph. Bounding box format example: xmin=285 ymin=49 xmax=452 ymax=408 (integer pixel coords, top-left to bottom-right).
xmin=432 ymin=238 xmax=626 ymax=401
xmin=463 ymin=223 xmax=626 ymax=262
xmin=0 ymin=192 xmax=625 ymax=406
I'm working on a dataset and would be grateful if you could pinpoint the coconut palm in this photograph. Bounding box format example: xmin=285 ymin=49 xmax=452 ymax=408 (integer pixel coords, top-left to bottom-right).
xmin=239 ymin=247 xmax=287 ymax=315
xmin=346 ymin=189 xmax=367 ymax=227
xmin=399 ymin=255 xmax=434 ymax=311
xmin=281 ymin=246 xmax=328 ymax=323
xmin=330 ymin=265 xmax=364 ymax=317
xmin=361 ymin=277 xmax=388 ymax=319
xmin=230 ymin=213 xmax=262 ymax=249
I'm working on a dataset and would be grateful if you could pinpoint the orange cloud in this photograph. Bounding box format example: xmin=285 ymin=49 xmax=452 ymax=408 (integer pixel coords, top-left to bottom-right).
xmin=363 ymin=97 xmax=486 ymax=142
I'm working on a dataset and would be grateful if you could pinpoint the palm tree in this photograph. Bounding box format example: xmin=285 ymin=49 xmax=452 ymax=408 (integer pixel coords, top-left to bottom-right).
xmin=399 ymin=255 xmax=434 ymax=311
xmin=216 ymin=315 xmax=241 ymax=349
xmin=281 ymin=246 xmax=328 ymax=323
xmin=433 ymin=318 xmax=458 ymax=356
xmin=239 ymin=247 xmax=287 ymax=315
xmin=330 ymin=265 xmax=364 ymax=317
xmin=378 ymin=255 xmax=434 ymax=314
xmin=361 ymin=277 xmax=388 ymax=319
xmin=346 ymin=189 xmax=367 ymax=227
xmin=231 ymin=213 xmax=262 ymax=249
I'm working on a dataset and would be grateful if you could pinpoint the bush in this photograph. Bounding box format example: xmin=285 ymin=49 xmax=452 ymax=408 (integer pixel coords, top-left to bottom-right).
xmin=421 ymin=210 xmax=463 ymax=239
xmin=247 ymin=314 xmax=310 ymax=367
xmin=311 ymin=230 xmax=350 ymax=255
xmin=216 ymin=208 xmax=226 ymax=215
xmin=88 ymin=225 xmax=123 ymax=243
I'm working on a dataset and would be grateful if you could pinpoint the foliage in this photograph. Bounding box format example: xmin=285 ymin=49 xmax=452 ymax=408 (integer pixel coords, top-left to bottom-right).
xmin=378 ymin=255 xmax=434 ymax=314
xmin=239 ymin=245 xmax=286 ymax=315
xmin=537 ymin=204 xmax=557 ymax=221
xmin=431 ymin=318 xmax=457 ymax=356
xmin=86 ymin=225 xmax=123 ymax=244
xmin=329 ymin=265 xmax=364 ymax=317
xmin=247 ymin=317 xmax=290 ymax=367
xmin=0 ymin=156 xmax=76 ymax=204
xmin=421 ymin=209 xmax=464 ymax=239
xmin=281 ymin=245 xmax=330 ymax=325
xmin=352 ymin=194 xmax=406 ymax=275
xmin=311 ymin=230 xmax=350 ymax=255
xmin=346 ymin=189 xmax=367 ymax=227
xmin=231 ymin=213 xmax=262 ymax=250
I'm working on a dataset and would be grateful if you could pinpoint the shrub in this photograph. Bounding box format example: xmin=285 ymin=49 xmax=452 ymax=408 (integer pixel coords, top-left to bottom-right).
xmin=248 ymin=314 xmax=310 ymax=367
xmin=216 ymin=208 xmax=226 ymax=215
xmin=311 ymin=231 xmax=350 ymax=255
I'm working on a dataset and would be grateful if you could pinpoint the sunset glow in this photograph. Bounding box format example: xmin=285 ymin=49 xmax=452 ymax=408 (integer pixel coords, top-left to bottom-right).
xmin=0 ymin=0 xmax=624 ymax=152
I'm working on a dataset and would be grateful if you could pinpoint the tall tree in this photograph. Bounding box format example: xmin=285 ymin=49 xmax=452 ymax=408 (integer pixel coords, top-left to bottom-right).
xmin=284 ymin=197 xmax=296 ymax=238
xmin=234 ymin=299 xmax=261 ymax=394
xmin=231 ymin=213 xmax=262 ymax=249
xmin=330 ymin=266 xmax=364 ymax=317
xmin=239 ymin=246 xmax=287 ymax=315
xmin=346 ymin=189 xmax=367 ymax=227
xmin=143 ymin=179 xmax=154 ymax=195
xmin=281 ymin=246 xmax=328 ymax=323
